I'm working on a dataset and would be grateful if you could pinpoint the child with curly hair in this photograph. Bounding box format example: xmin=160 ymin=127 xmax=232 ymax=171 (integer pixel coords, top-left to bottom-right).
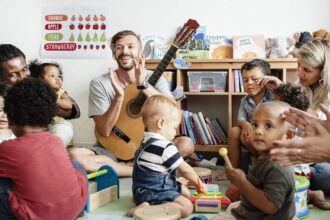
xmin=0 ymin=78 xmax=88 ymax=220
xmin=29 ymin=60 xmax=74 ymax=147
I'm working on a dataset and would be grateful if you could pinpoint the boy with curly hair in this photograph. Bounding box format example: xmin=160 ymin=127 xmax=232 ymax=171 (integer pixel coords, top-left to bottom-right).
xmin=0 ymin=78 xmax=88 ymax=220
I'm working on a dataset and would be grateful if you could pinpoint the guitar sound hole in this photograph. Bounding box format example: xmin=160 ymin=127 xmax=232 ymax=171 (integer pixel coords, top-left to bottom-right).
xmin=127 ymin=100 xmax=142 ymax=118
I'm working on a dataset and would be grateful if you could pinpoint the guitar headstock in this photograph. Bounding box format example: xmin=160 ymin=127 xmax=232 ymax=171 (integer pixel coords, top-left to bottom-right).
xmin=173 ymin=19 xmax=200 ymax=48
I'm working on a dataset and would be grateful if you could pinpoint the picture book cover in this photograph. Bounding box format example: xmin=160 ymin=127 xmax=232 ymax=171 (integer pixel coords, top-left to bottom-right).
xmin=207 ymin=35 xmax=233 ymax=59
xmin=233 ymin=35 xmax=265 ymax=59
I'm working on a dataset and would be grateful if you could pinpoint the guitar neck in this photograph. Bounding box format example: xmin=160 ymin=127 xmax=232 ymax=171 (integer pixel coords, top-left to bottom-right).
xmin=147 ymin=44 xmax=178 ymax=86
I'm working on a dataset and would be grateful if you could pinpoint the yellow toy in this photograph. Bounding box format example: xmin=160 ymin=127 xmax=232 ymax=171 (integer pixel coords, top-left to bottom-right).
xmin=219 ymin=148 xmax=233 ymax=169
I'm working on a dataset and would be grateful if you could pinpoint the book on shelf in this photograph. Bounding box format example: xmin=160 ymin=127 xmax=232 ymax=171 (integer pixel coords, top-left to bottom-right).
xmin=176 ymin=26 xmax=210 ymax=59
xmin=192 ymin=113 xmax=209 ymax=145
xmin=182 ymin=111 xmax=196 ymax=144
xmin=211 ymin=118 xmax=228 ymax=144
xmin=238 ymin=70 xmax=244 ymax=92
xmin=233 ymin=35 xmax=266 ymax=59
xmin=207 ymin=35 xmax=233 ymax=59
xmin=205 ymin=117 xmax=223 ymax=144
xmin=140 ymin=33 xmax=169 ymax=59
xmin=234 ymin=69 xmax=240 ymax=92
xmin=197 ymin=112 xmax=213 ymax=145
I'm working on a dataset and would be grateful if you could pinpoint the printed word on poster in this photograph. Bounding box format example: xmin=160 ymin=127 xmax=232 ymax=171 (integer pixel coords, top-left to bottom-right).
xmin=41 ymin=7 xmax=110 ymax=59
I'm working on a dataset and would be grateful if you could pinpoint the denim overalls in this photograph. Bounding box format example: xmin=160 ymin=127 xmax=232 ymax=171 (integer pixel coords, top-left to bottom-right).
xmin=132 ymin=138 xmax=181 ymax=205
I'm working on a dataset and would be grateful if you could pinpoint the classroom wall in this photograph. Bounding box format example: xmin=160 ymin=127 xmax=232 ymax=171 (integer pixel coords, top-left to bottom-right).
xmin=1 ymin=0 xmax=330 ymax=146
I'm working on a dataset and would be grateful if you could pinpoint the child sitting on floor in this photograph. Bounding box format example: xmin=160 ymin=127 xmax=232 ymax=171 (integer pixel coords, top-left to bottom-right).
xmin=216 ymin=59 xmax=282 ymax=180
xmin=273 ymin=83 xmax=330 ymax=210
xmin=213 ymin=101 xmax=296 ymax=220
xmin=29 ymin=60 xmax=74 ymax=147
xmin=0 ymin=78 xmax=88 ymax=220
xmin=0 ymin=83 xmax=14 ymax=143
xmin=128 ymin=94 xmax=207 ymax=218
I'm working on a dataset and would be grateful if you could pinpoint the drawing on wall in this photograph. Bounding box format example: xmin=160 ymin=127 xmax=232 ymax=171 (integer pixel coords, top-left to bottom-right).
xmin=40 ymin=7 xmax=110 ymax=59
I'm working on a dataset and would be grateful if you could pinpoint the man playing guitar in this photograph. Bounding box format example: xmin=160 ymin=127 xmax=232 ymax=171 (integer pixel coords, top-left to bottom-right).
xmin=69 ymin=30 xmax=194 ymax=177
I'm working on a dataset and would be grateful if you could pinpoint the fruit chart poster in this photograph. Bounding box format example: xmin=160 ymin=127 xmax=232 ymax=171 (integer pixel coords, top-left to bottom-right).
xmin=40 ymin=7 xmax=110 ymax=59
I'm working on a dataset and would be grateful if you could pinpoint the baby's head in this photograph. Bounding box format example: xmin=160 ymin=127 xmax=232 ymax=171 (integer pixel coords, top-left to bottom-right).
xmin=272 ymin=83 xmax=309 ymax=111
xmin=142 ymin=94 xmax=181 ymax=141
xmin=29 ymin=60 xmax=63 ymax=91
xmin=4 ymin=78 xmax=57 ymax=136
xmin=241 ymin=59 xmax=271 ymax=97
xmin=0 ymin=82 xmax=11 ymax=129
xmin=251 ymin=101 xmax=292 ymax=154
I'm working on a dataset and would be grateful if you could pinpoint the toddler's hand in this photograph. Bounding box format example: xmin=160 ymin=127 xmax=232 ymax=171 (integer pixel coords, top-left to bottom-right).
xmin=196 ymin=179 xmax=207 ymax=194
xmin=225 ymin=168 xmax=246 ymax=188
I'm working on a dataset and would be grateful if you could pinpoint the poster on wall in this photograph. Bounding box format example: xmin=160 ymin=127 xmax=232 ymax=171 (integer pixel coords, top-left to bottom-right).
xmin=40 ymin=7 xmax=110 ymax=59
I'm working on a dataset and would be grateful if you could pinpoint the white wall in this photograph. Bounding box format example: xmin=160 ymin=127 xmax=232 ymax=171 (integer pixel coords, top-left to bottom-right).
xmin=1 ymin=0 xmax=330 ymax=146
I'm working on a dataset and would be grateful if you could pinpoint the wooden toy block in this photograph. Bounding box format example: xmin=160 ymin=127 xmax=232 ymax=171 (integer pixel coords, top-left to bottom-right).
xmin=88 ymin=181 xmax=97 ymax=194
xmin=85 ymin=165 xmax=119 ymax=212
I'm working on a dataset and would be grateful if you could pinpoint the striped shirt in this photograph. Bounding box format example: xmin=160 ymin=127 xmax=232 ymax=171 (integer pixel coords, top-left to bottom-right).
xmin=138 ymin=132 xmax=183 ymax=173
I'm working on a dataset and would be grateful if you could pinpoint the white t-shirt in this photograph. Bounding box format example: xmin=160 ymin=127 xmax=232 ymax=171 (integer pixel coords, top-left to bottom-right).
xmin=0 ymin=132 xmax=16 ymax=143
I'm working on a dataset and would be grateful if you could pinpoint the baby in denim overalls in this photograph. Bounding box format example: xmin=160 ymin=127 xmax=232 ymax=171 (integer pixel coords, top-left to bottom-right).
xmin=128 ymin=94 xmax=207 ymax=218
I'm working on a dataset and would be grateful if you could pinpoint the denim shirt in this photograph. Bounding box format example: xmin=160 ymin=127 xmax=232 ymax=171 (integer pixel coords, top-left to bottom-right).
xmin=237 ymin=89 xmax=272 ymax=122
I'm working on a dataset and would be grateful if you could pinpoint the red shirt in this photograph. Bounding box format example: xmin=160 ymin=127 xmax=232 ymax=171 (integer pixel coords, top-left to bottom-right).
xmin=0 ymin=132 xmax=88 ymax=220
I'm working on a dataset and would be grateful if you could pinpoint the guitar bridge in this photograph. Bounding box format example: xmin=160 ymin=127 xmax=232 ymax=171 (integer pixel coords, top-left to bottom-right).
xmin=112 ymin=126 xmax=130 ymax=143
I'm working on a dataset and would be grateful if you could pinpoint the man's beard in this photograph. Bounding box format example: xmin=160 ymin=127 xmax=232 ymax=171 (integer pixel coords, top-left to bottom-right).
xmin=117 ymin=54 xmax=135 ymax=71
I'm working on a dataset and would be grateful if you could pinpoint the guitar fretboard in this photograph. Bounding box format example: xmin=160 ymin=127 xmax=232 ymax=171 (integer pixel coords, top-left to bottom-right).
xmin=134 ymin=44 xmax=178 ymax=105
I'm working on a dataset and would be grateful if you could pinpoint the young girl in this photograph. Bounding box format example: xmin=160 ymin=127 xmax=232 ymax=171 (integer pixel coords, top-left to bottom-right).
xmin=0 ymin=83 xmax=15 ymax=143
xmin=128 ymin=94 xmax=207 ymax=218
xmin=29 ymin=60 xmax=74 ymax=147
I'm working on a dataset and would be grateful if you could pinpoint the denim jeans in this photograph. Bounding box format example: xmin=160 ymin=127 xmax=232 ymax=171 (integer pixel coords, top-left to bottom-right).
xmin=0 ymin=161 xmax=86 ymax=219
xmin=310 ymin=162 xmax=330 ymax=195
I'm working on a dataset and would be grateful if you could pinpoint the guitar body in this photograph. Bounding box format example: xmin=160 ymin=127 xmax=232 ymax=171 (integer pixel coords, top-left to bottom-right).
xmin=95 ymin=84 xmax=144 ymax=161
xmin=95 ymin=19 xmax=199 ymax=161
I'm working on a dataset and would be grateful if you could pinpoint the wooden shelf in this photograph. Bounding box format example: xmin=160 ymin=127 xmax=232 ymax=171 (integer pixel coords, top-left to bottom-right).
xmin=195 ymin=145 xmax=227 ymax=152
xmin=146 ymin=58 xmax=298 ymax=153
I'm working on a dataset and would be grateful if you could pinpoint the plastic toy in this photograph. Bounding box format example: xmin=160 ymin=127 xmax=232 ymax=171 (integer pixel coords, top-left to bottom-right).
xmin=85 ymin=165 xmax=119 ymax=212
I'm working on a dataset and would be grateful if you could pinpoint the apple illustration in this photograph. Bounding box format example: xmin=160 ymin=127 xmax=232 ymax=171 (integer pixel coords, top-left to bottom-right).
xmin=100 ymin=14 xmax=106 ymax=21
xmin=83 ymin=45 xmax=87 ymax=50
xmin=85 ymin=23 xmax=91 ymax=30
xmin=78 ymin=15 xmax=83 ymax=21
xmin=101 ymin=44 xmax=106 ymax=49
xmin=90 ymin=45 xmax=94 ymax=49
xmin=78 ymin=23 xmax=83 ymax=30
xmin=71 ymin=15 xmax=76 ymax=21
xmin=69 ymin=23 xmax=75 ymax=30
xmin=93 ymin=15 xmax=98 ymax=22
xmin=96 ymin=45 xmax=100 ymax=50
xmin=78 ymin=45 xmax=82 ymax=49
xmin=101 ymin=23 xmax=106 ymax=30
xmin=93 ymin=24 xmax=99 ymax=30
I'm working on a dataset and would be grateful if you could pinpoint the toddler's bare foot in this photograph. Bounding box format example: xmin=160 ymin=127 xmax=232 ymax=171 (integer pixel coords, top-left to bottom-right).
xmin=215 ymin=171 xmax=227 ymax=181
xmin=127 ymin=202 xmax=150 ymax=217
xmin=308 ymin=190 xmax=330 ymax=210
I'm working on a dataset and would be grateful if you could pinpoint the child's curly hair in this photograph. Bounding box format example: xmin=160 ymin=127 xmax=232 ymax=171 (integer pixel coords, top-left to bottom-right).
xmin=4 ymin=78 xmax=58 ymax=127
xmin=272 ymin=83 xmax=310 ymax=111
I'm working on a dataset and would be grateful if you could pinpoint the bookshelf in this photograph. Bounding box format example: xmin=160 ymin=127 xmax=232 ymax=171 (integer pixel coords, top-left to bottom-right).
xmin=145 ymin=58 xmax=298 ymax=152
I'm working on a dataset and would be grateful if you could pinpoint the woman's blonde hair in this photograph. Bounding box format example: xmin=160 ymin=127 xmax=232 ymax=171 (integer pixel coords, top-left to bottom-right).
xmin=297 ymin=38 xmax=330 ymax=109
xmin=141 ymin=94 xmax=180 ymax=126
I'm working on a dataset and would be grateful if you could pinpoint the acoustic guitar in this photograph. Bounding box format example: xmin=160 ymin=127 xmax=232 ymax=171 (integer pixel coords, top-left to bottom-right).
xmin=95 ymin=19 xmax=200 ymax=160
